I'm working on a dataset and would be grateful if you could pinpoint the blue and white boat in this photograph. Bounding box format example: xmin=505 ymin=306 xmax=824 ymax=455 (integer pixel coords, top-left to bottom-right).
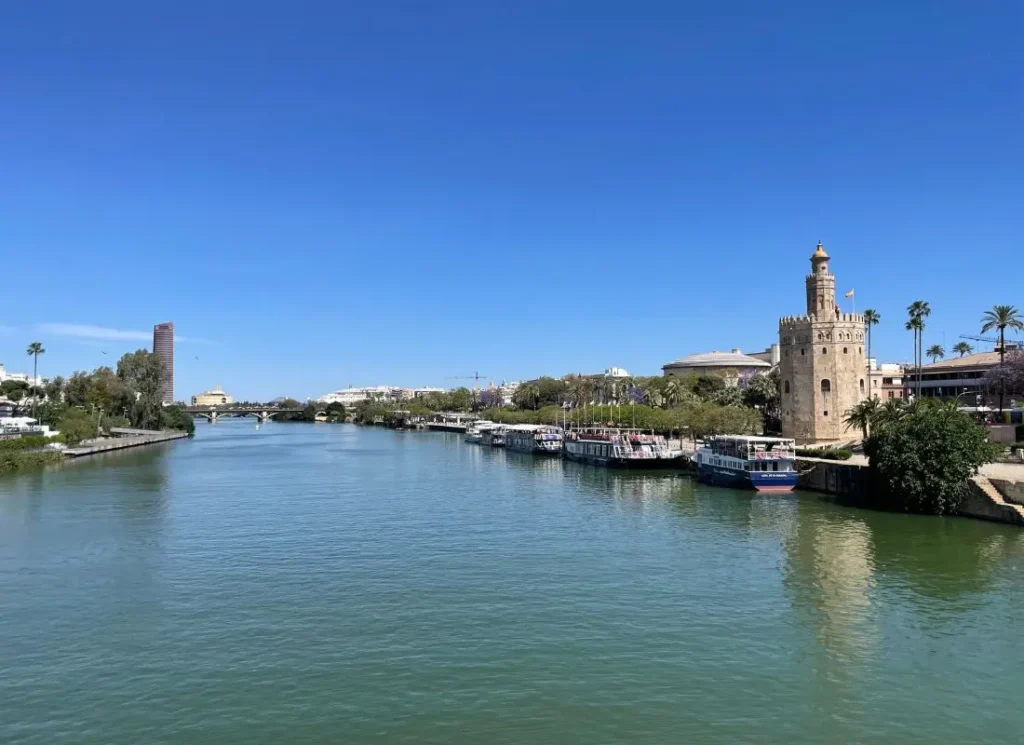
xmin=694 ymin=435 xmax=798 ymax=493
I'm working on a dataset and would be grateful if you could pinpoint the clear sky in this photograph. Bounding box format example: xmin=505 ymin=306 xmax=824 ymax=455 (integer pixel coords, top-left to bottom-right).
xmin=1 ymin=1 xmax=1021 ymax=401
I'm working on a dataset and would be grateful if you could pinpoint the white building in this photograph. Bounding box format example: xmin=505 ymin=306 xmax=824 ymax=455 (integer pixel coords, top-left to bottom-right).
xmin=316 ymin=386 xmax=406 ymax=406
xmin=412 ymin=387 xmax=446 ymax=398
xmin=0 ymin=363 xmax=40 ymax=387
xmin=603 ymin=367 xmax=631 ymax=378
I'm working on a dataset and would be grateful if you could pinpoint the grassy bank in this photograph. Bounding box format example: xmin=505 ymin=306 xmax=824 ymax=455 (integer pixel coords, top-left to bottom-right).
xmin=0 ymin=436 xmax=65 ymax=474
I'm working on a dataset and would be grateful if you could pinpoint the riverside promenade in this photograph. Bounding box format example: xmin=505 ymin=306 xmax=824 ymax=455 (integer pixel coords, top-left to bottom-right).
xmin=64 ymin=428 xmax=189 ymax=457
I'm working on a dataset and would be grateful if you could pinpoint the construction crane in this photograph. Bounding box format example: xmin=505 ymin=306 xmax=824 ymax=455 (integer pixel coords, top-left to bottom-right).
xmin=447 ymin=372 xmax=488 ymax=390
xmin=959 ymin=334 xmax=1001 ymax=351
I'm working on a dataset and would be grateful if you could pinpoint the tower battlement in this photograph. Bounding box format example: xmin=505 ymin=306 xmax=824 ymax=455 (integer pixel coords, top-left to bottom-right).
xmin=778 ymin=312 xmax=864 ymax=327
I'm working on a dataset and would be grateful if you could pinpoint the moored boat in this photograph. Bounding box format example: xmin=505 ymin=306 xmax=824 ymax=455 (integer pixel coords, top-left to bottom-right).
xmin=562 ymin=428 xmax=682 ymax=468
xmin=504 ymin=424 xmax=563 ymax=455
xmin=694 ymin=435 xmax=798 ymax=492
xmin=481 ymin=426 xmax=506 ymax=447
xmin=464 ymin=420 xmax=496 ymax=443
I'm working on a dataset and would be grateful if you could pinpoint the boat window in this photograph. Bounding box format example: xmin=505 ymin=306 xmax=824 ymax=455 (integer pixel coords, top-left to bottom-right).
xmin=772 ymin=462 xmax=778 ymax=472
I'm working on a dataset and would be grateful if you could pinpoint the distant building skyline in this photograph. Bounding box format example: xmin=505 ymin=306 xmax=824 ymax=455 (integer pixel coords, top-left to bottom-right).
xmin=153 ymin=322 xmax=174 ymax=405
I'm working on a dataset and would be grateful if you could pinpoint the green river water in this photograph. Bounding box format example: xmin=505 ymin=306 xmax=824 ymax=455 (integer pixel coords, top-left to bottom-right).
xmin=2 ymin=421 xmax=1023 ymax=744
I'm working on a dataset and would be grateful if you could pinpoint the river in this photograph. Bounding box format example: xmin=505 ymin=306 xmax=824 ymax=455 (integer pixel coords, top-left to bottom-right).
xmin=2 ymin=421 xmax=1023 ymax=744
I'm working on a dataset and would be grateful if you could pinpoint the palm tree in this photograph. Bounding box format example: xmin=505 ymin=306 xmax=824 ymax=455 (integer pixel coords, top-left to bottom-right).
xmin=843 ymin=398 xmax=878 ymax=440
xmin=25 ymin=341 xmax=45 ymax=419
xmin=926 ymin=344 xmax=945 ymax=364
xmin=873 ymin=398 xmax=908 ymax=429
xmin=907 ymin=301 xmax=931 ymax=398
xmin=952 ymin=341 xmax=973 ymax=358
xmin=862 ymin=306 xmax=880 ymax=364
xmin=905 ymin=317 xmax=921 ymax=398
xmin=981 ymin=304 xmax=1024 ymax=414
xmin=663 ymin=378 xmax=681 ymax=407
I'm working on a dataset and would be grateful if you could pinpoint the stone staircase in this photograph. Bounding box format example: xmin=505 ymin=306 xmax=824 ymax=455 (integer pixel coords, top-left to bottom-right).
xmin=961 ymin=476 xmax=1024 ymax=525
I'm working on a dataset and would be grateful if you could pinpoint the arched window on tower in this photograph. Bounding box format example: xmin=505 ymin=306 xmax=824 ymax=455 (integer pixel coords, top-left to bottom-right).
xmin=784 ymin=381 xmax=790 ymax=394
xmin=821 ymin=379 xmax=831 ymax=393
xmin=860 ymin=379 xmax=865 ymax=394
xmin=822 ymin=347 xmax=827 ymax=354
xmin=819 ymin=297 xmax=824 ymax=310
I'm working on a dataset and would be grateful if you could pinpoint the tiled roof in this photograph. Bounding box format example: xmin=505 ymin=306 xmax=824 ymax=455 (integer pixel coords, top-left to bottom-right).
xmin=919 ymin=351 xmax=1003 ymax=370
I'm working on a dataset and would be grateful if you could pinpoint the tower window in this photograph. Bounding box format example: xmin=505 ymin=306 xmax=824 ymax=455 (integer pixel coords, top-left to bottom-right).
xmin=844 ymin=347 xmax=848 ymax=354
xmin=801 ymin=348 xmax=805 ymax=356
xmin=860 ymin=379 xmax=865 ymax=393
xmin=821 ymin=379 xmax=832 ymax=393
xmin=818 ymin=333 xmax=823 ymax=341
xmin=823 ymin=410 xmax=829 ymax=417
xmin=822 ymin=347 xmax=827 ymax=354
xmin=784 ymin=381 xmax=790 ymax=394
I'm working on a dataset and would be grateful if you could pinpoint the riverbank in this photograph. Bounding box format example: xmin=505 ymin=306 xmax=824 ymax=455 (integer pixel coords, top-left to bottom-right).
xmin=64 ymin=429 xmax=190 ymax=457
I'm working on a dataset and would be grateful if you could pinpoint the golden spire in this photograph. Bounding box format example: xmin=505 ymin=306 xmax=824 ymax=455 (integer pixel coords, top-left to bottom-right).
xmin=811 ymin=241 xmax=829 ymax=259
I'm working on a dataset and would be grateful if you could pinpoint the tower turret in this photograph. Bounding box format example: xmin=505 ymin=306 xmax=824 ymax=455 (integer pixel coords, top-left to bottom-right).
xmin=805 ymin=242 xmax=835 ymax=317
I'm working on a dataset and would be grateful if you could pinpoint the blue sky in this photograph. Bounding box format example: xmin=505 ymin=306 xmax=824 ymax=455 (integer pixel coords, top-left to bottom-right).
xmin=1 ymin=1 xmax=1021 ymax=400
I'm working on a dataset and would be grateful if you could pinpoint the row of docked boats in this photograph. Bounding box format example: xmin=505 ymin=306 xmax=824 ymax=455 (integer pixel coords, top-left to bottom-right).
xmin=463 ymin=421 xmax=799 ymax=492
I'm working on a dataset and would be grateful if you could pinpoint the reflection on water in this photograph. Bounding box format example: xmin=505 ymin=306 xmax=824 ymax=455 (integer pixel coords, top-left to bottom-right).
xmin=3 ymin=421 xmax=1024 ymax=745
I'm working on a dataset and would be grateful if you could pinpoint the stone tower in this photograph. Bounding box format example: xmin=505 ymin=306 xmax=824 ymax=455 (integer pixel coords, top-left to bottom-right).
xmin=779 ymin=243 xmax=865 ymax=443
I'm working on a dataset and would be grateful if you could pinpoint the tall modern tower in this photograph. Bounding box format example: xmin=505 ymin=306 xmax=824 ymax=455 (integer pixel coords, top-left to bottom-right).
xmin=153 ymin=322 xmax=174 ymax=405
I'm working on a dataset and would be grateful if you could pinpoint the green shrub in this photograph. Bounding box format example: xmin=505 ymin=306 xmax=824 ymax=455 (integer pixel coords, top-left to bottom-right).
xmin=58 ymin=408 xmax=97 ymax=445
xmin=864 ymin=401 xmax=998 ymax=515
xmin=0 ymin=435 xmax=56 ymax=452
xmin=159 ymin=405 xmax=196 ymax=435
xmin=0 ymin=449 xmax=63 ymax=474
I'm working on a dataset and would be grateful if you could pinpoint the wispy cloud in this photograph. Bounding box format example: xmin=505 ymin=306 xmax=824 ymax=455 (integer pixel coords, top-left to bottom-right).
xmin=38 ymin=323 xmax=217 ymax=345
xmin=0 ymin=324 xmax=16 ymax=335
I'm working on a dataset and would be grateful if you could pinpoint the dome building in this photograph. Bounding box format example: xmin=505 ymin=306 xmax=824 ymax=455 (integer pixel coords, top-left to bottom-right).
xmin=191 ymin=384 xmax=234 ymax=407
xmin=662 ymin=349 xmax=772 ymax=387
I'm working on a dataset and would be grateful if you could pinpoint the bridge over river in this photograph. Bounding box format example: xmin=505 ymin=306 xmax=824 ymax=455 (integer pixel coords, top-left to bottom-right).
xmin=184 ymin=406 xmax=305 ymax=423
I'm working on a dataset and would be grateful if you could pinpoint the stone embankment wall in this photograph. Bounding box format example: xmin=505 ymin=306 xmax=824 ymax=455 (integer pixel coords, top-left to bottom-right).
xmin=795 ymin=458 xmax=869 ymax=504
xmin=796 ymin=459 xmax=1024 ymax=527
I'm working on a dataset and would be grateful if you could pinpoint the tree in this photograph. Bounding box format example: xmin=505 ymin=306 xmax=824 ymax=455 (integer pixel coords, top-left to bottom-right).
xmin=713 ymin=386 xmax=744 ymax=408
xmin=843 ymin=398 xmax=878 ymax=439
xmin=692 ymin=375 xmax=726 ymax=400
xmin=44 ymin=375 xmax=65 ymax=402
xmin=116 ymin=350 xmax=164 ymax=428
xmin=981 ymin=304 xmax=1024 ymax=414
xmin=982 ymin=349 xmax=1024 ymax=402
xmin=907 ymin=300 xmax=930 ymax=399
xmin=864 ymin=400 xmax=997 ymax=515
xmin=952 ymin=342 xmax=973 ymax=358
xmin=926 ymin=344 xmax=945 ymax=363
xmin=25 ymin=341 xmax=45 ymax=419
xmin=63 ymin=372 xmax=92 ymax=408
xmin=743 ymin=369 xmax=780 ymax=432
xmin=160 ymin=405 xmax=196 ymax=435
xmin=58 ymin=408 xmax=97 ymax=445
xmin=863 ymin=309 xmax=880 ymax=366
xmin=479 ymin=388 xmax=503 ymax=409
xmin=872 ymin=398 xmax=909 ymax=428
xmin=512 ymin=382 xmax=540 ymax=410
